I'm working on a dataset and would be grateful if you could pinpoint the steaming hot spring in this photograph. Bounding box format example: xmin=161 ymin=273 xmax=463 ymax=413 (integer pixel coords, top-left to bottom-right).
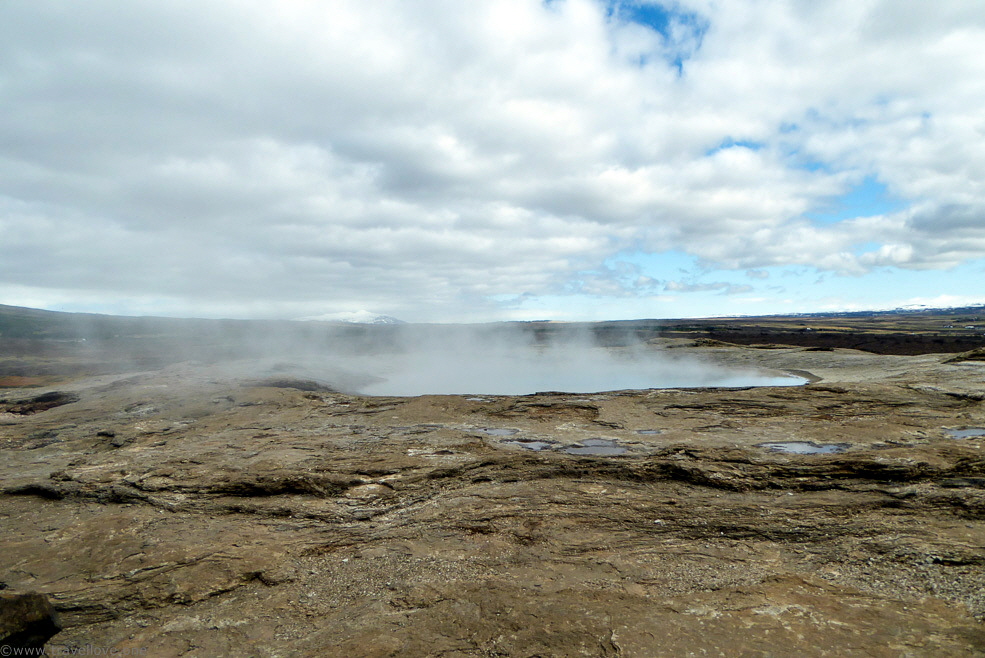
xmin=309 ymin=339 xmax=804 ymax=397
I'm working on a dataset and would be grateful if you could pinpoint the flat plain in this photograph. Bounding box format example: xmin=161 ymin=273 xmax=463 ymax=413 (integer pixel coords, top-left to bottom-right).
xmin=2 ymin=305 xmax=985 ymax=656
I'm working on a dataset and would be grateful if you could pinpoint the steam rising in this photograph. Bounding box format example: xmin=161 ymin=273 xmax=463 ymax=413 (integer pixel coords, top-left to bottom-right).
xmin=294 ymin=324 xmax=802 ymax=396
xmin=350 ymin=343 xmax=799 ymax=396
xmin=7 ymin=309 xmax=802 ymax=395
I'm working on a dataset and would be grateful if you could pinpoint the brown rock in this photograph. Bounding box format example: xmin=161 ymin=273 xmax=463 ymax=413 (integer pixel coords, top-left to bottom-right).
xmin=0 ymin=592 xmax=61 ymax=650
xmin=2 ymin=336 xmax=985 ymax=655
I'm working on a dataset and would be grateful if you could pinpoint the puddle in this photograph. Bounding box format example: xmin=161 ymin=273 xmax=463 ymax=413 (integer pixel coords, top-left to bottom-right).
xmin=503 ymin=439 xmax=556 ymax=451
xmin=636 ymin=429 xmax=662 ymax=435
xmin=758 ymin=441 xmax=850 ymax=455
xmin=480 ymin=428 xmax=519 ymax=436
xmin=945 ymin=428 xmax=985 ymax=439
xmin=564 ymin=438 xmax=628 ymax=456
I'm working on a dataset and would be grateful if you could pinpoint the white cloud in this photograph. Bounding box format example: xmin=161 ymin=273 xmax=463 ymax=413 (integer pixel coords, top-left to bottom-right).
xmin=1 ymin=0 xmax=984 ymax=320
xmin=664 ymin=280 xmax=753 ymax=295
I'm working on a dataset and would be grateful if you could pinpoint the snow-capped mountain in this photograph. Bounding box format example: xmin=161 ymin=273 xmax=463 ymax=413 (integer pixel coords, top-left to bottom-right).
xmin=298 ymin=310 xmax=405 ymax=325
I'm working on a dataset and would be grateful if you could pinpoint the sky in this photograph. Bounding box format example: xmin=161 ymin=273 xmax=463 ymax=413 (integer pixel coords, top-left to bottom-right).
xmin=1 ymin=0 xmax=984 ymax=323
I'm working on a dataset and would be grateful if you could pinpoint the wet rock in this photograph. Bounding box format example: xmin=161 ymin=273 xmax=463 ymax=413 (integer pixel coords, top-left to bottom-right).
xmin=251 ymin=378 xmax=336 ymax=393
xmin=0 ymin=592 xmax=62 ymax=650
xmin=0 ymin=391 xmax=79 ymax=415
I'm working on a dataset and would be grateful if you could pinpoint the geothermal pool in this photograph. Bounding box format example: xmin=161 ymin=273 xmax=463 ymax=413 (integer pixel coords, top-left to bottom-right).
xmin=349 ymin=346 xmax=804 ymax=396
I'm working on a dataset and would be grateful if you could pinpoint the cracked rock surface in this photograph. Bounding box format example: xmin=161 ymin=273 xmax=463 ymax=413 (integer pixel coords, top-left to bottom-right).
xmin=2 ymin=343 xmax=985 ymax=656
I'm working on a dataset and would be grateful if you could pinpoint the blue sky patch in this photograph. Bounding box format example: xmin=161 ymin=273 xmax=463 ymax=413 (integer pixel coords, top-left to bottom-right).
xmin=705 ymin=138 xmax=766 ymax=156
xmin=606 ymin=1 xmax=710 ymax=73
xmin=607 ymin=249 xmax=701 ymax=281
xmin=808 ymin=175 xmax=907 ymax=225
xmin=794 ymin=160 xmax=830 ymax=173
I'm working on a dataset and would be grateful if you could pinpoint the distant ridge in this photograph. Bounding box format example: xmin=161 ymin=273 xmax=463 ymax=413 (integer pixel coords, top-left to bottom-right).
xmin=349 ymin=315 xmax=405 ymax=325
xmin=1 ymin=302 xmax=983 ymax=357
xmin=1 ymin=301 xmax=983 ymax=327
xmin=760 ymin=304 xmax=985 ymax=320
xmin=298 ymin=310 xmax=406 ymax=325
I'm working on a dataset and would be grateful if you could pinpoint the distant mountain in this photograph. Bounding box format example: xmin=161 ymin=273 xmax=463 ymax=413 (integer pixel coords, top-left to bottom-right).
xmin=298 ymin=310 xmax=405 ymax=325
xmin=359 ymin=315 xmax=405 ymax=325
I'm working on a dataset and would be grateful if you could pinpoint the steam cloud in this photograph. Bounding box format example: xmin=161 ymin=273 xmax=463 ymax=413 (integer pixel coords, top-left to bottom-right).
xmin=24 ymin=312 xmax=801 ymax=395
xmin=288 ymin=324 xmax=802 ymax=396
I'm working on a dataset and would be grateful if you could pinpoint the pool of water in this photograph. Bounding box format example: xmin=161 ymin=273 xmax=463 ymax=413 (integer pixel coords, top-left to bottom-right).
xmin=563 ymin=438 xmax=628 ymax=456
xmin=355 ymin=346 xmax=805 ymax=396
xmin=480 ymin=428 xmax=519 ymax=436
xmin=503 ymin=439 xmax=556 ymax=451
xmin=945 ymin=428 xmax=985 ymax=439
xmin=758 ymin=441 xmax=850 ymax=455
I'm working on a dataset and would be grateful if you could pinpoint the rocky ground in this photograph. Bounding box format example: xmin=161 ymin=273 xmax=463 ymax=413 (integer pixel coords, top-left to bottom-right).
xmin=2 ymin=339 xmax=985 ymax=656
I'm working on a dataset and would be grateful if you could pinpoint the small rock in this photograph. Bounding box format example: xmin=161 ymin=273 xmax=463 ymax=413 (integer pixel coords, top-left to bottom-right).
xmin=345 ymin=484 xmax=393 ymax=500
xmin=0 ymin=592 xmax=62 ymax=650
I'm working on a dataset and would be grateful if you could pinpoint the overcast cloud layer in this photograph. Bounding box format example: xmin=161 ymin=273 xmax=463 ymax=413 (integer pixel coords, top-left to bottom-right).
xmin=2 ymin=0 xmax=984 ymax=321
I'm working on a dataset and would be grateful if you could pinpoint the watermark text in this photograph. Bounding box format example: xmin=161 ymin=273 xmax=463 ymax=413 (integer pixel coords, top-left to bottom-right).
xmin=1 ymin=645 xmax=149 ymax=657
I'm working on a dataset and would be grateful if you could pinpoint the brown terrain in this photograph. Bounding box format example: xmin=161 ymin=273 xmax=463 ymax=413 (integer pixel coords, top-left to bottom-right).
xmin=2 ymin=305 xmax=985 ymax=656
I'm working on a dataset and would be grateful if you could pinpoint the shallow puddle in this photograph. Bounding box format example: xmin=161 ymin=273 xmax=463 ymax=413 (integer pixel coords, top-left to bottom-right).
xmin=564 ymin=438 xmax=628 ymax=456
xmin=636 ymin=429 xmax=662 ymax=435
xmin=480 ymin=428 xmax=519 ymax=436
xmin=945 ymin=428 xmax=985 ymax=439
xmin=503 ymin=439 xmax=555 ymax=451
xmin=758 ymin=441 xmax=849 ymax=455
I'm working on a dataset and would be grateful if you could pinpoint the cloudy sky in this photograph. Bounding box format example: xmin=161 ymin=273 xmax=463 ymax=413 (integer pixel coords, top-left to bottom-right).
xmin=2 ymin=0 xmax=984 ymax=323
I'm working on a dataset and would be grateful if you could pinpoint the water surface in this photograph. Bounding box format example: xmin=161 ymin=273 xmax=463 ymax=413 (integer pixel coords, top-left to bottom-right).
xmin=503 ymin=439 xmax=555 ymax=451
xmin=945 ymin=428 xmax=985 ymax=439
xmin=356 ymin=346 xmax=804 ymax=396
xmin=563 ymin=438 xmax=628 ymax=456
xmin=758 ymin=441 xmax=849 ymax=455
